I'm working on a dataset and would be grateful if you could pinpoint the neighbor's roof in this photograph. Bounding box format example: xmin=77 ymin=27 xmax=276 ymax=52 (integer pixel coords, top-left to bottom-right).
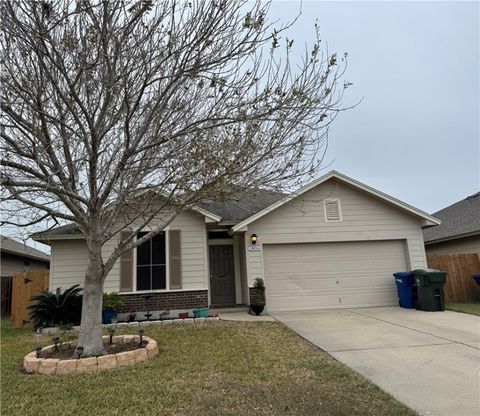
xmin=0 ymin=235 xmax=50 ymax=262
xmin=232 ymin=170 xmax=441 ymax=232
xmin=424 ymin=192 xmax=480 ymax=244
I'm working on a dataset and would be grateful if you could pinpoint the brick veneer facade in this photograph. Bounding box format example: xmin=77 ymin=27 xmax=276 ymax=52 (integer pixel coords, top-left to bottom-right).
xmin=118 ymin=290 xmax=208 ymax=313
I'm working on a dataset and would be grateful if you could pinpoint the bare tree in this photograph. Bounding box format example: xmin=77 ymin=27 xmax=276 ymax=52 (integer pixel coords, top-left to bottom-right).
xmin=1 ymin=0 xmax=351 ymax=356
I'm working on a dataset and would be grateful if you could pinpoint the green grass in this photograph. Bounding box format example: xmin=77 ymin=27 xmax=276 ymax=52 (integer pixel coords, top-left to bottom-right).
xmin=1 ymin=319 xmax=417 ymax=416
xmin=446 ymin=302 xmax=480 ymax=316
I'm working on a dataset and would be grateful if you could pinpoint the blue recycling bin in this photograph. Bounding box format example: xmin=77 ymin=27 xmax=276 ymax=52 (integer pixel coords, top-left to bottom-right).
xmin=472 ymin=273 xmax=480 ymax=286
xmin=394 ymin=272 xmax=416 ymax=309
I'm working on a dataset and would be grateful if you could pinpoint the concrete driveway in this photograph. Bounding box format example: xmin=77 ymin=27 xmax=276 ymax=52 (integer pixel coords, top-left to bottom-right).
xmin=272 ymin=307 xmax=480 ymax=416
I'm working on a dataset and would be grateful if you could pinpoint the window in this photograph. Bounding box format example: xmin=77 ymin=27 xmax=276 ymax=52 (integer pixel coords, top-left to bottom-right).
xmin=136 ymin=232 xmax=166 ymax=290
xmin=324 ymin=199 xmax=342 ymax=222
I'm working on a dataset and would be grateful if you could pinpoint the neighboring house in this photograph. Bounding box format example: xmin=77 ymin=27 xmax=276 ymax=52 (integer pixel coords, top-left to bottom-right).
xmin=0 ymin=236 xmax=50 ymax=316
xmin=424 ymin=192 xmax=480 ymax=255
xmin=0 ymin=235 xmax=50 ymax=276
xmin=33 ymin=171 xmax=440 ymax=316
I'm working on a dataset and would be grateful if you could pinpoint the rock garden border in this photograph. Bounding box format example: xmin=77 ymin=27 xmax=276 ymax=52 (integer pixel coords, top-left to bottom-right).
xmin=23 ymin=335 xmax=158 ymax=375
xmin=39 ymin=316 xmax=220 ymax=334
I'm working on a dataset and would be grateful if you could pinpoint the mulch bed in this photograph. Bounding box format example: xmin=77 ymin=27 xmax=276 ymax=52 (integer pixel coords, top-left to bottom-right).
xmin=41 ymin=340 xmax=149 ymax=360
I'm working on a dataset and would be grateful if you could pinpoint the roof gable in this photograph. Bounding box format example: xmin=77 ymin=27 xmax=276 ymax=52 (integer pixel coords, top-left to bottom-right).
xmin=232 ymin=171 xmax=441 ymax=232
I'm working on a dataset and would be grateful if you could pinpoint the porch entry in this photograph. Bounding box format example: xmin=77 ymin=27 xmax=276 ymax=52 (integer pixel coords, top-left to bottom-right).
xmin=209 ymin=245 xmax=236 ymax=306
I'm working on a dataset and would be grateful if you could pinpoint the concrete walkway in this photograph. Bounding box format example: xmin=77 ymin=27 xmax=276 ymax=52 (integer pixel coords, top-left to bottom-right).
xmin=215 ymin=307 xmax=275 ymax=322
xmin=272 ymin=307 xmax=480 ymax=416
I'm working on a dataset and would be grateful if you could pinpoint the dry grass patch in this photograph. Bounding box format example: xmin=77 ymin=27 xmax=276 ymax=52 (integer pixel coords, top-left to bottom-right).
xmin=1 ymin=319 xmax=417 ymax=416
xmin=446 ymin=302 xmax=480 ymax=317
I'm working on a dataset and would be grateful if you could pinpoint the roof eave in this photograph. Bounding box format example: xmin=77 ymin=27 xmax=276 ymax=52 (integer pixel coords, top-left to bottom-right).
xmin=422 ymin=219 xmax=443 ymax=229
xmin=0 ymin=248 xmax=50 ymax=262
xmin=32 ymin=233 xmax=84 ymax=243
xmin=191 ymin=206 xmax=222 ymax=223
xmin=424 ymin=230 xmax=480 ymax=245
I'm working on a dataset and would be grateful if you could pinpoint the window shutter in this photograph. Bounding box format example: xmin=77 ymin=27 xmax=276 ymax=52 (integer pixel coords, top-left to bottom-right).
xmin=325 ymin=200 xmax=342 ymax=221
xmin=169 ymin=230 xmax=182 ymax=289
xmin=119 ymin=231 xmax=133 ymax=292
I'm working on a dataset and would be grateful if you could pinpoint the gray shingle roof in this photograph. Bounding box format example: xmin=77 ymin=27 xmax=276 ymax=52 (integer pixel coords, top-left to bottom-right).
xmin=0 ymin=235 xmax=50 ymax=261
xmin=199 ymin=190 xmax=285 ymax=224
xmin=423 ymin=192 xmax=480 ymax=243
xmin=32 ymin=223 xmax=82 ymax=239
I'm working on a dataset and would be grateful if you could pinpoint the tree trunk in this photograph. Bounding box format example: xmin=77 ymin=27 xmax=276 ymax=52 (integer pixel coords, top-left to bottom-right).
xmin=77 ymin=255 xmax=105 ymax=357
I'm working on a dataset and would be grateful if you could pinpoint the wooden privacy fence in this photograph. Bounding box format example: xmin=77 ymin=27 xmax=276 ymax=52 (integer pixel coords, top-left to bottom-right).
xmin=427 ymin=254 xmax=480 ymax=302
xmin=1 ymin=276 xmax=13 ymax=317
xmin=10 ymin=271 xmax=49 ymax=328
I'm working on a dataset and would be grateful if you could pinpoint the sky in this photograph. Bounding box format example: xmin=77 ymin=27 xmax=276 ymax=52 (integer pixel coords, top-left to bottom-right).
xmin=269 ymin=0 xmax=479 ymax=213
xmin=3 ymin=1 xmax=479 ymax=253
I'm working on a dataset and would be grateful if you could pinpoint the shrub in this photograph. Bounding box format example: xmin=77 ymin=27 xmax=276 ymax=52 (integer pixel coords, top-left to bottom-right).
xmin=103 ymin=292 xmax=125 ymax=311
xmin=28 ymin=285 xmax=83 ymax=330
xmin=253 ymin=277 xmax=265 ymax=289
xmin=251 ymin=278 xmax=266 ymax=305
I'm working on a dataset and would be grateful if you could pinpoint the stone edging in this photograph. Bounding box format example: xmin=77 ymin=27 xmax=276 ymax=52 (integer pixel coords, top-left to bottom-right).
xmin=40 ymin=316 xmax=220 ymax=334
xmin=23 ymin=335 xmax=158 ymax=375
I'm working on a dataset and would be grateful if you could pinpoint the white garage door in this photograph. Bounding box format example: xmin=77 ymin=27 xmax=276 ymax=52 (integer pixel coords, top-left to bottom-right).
xmin=263 ymin=240 xmax=408 ymax=311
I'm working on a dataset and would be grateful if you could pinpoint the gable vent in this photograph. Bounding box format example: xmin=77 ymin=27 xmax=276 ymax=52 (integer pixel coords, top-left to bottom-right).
xmin=324 ymin=199 xmax=342 ymax=222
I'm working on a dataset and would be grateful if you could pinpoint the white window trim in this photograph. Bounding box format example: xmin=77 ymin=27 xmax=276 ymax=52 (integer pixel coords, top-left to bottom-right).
xmin=323 ymin=198 xmax=343 ymax=222
xmin=133 ymin=227 xmax=170 ymax=292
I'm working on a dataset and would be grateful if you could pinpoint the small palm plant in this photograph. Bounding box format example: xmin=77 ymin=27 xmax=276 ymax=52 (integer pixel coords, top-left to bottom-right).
xmin=28 ymin=285 xmax=83 ymax=330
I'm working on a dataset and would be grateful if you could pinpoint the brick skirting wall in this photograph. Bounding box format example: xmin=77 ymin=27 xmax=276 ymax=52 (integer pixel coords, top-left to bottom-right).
xmin=118 ymin=290 xmax=208 ymax=313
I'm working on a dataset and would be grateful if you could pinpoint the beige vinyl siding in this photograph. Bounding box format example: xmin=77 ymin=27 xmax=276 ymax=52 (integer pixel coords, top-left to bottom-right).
xmin=232 ymin=235 xmax=242 ymax=303
xmin=50 ymin=240 xmax=97 ymax=291
xmin=167 ymin=211 xmax=208 ymax=290
xmin=245 ymin=179 xmax=427 ymax=286
xmin=49 ymin=238 xmax=119 ymax=292
xmin=425 ymin=235 xmax=480 ymax=255
xmin=235 ymin=233 xmax=249 ymax=304
xmin=48 ymin=247 xmax=54 ymax=291
xmin=49 ymin=210 xmax=208 ymax=293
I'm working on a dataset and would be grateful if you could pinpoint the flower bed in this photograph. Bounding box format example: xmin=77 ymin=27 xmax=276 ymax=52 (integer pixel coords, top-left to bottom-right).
xmin=23 ymin=335 xmax=158 ymax=375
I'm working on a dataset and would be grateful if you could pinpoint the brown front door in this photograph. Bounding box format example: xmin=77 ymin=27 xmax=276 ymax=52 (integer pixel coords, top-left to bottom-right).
xmin=209 ymin=245 xmax=235 ymax=305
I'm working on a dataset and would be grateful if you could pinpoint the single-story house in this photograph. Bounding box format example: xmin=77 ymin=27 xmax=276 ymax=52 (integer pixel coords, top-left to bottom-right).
xmin=0 ymin=235 xmax=50 ymax=276
xmin=424 ymin=192 xmax=480 ymax=255
xmin=33 ymin=171 xmax=440 ymax=317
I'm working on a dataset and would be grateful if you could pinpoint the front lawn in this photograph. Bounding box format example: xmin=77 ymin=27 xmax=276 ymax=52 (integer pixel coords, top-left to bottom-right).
xmin=446 ymin=302 xmax=480 ymax=316
xmin=1 ymin=319 xmax=416 ymax=416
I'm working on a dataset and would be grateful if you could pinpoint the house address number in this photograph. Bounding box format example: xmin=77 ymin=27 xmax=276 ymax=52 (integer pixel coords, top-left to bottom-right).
xmin=248 ymin=244 xmax=261 ymax=252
